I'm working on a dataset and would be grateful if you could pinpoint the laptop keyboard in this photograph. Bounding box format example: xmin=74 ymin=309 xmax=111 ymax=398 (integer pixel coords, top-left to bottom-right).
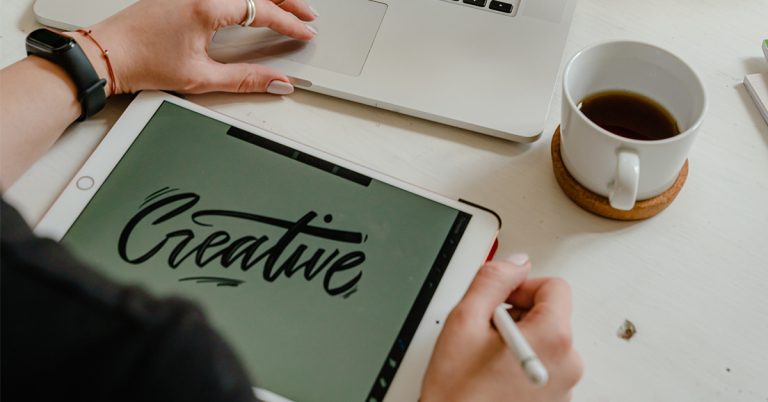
xmin=444 ymin=0 xmax=519 ymax=16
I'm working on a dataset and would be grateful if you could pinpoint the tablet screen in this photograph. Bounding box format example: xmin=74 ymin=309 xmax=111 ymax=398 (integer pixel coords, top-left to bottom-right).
xmin=61 ymin=101 xmax=471 ymax=402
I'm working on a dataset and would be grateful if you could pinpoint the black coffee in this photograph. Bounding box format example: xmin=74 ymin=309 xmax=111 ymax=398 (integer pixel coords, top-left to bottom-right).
xmin=579 ymin=90 xmax=680 ymax=141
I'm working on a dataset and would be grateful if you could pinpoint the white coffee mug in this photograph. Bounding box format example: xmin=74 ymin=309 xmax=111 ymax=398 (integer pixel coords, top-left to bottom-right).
xmin=561 ymin=41 xmax=707 ymax=210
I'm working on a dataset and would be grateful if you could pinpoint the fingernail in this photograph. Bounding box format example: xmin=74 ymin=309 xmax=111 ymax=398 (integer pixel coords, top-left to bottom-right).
xmin=305 ymin=24 xmax=318 ymax=36
xmin=505 ymin=253 xmax=530 ymax=266
xmin=266 ymin=80 xmax=294 ymax=95
xmin=309 ymin=6 xmax=319 ymax=17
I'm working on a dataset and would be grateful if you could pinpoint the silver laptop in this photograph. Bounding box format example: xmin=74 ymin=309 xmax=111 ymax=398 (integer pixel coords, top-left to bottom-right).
xmin=34 ymin=0 xmax=576 ymax=142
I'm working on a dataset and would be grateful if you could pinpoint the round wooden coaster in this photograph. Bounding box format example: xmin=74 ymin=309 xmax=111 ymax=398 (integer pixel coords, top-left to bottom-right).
xmin=550 ymin=127 xmax=688 ymax=221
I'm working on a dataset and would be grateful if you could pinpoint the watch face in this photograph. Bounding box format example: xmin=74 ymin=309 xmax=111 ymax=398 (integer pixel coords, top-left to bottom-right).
xmin=28 ymin=29 xmax=73 ymax=52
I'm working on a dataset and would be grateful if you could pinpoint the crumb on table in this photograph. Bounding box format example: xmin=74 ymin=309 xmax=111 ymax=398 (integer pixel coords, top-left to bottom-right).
xmin=617 ymin=319 xmax=637 ymax=340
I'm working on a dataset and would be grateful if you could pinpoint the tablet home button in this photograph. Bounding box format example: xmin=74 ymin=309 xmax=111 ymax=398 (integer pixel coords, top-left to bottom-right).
xmin=76 ymin=176 xmax=94 ymax=190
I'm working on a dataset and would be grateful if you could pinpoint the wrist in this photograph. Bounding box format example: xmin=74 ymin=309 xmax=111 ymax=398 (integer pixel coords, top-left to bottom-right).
xmin=65 ymin=30 xmax=117 ymax=96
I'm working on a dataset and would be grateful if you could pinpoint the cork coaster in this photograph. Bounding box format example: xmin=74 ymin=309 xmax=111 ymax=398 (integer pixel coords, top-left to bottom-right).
xmin=550 ymin=127 xmax=688 ymax=221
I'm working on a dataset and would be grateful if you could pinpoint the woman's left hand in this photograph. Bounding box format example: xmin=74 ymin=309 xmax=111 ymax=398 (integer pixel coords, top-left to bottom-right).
xmin=73 ymin=0 xmax=318 ymax=96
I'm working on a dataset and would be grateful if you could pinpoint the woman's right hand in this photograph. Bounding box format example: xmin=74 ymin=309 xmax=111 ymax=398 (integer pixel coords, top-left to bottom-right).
xmin=71 ymin=0 xmax=318 ymax=96
xmin=421 ymin=255 xmax=583 ymax=402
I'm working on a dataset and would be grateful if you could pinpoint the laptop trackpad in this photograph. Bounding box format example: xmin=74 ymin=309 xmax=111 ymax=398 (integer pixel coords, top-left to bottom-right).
xmin=210 ymin=0 xmax=387 ymax=77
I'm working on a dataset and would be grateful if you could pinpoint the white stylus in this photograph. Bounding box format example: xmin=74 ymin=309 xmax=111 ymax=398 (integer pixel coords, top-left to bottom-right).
xmin=492 ymin=303 xmax=549 ymax=385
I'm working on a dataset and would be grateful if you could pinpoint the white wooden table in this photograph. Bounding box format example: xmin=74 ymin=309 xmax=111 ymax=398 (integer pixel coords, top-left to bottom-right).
xmin=2 ymin=1 xmax=767 ymax=400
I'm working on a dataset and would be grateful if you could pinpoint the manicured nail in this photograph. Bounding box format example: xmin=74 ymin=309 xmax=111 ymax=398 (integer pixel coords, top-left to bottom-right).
xmin=309 ymin=5 xmax=319 ymax=17
xmin=305 ymin=24 xmax=318 ymax=36
xmin=266 ymin=80 xmax=294 ymax=95
xmin=505 ymin=253 xmax=530 ymax=266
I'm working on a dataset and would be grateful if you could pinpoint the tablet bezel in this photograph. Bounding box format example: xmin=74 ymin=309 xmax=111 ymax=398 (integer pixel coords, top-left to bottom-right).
xmin=35 ymin=90 xmax=500 ymax=402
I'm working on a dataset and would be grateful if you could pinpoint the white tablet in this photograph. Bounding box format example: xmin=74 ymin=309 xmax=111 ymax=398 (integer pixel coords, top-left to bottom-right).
xmin=35 ymin=91 xmax=500 ymax=402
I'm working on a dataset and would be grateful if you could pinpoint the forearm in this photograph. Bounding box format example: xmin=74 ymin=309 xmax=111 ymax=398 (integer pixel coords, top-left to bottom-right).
xmin=0 ymin=56 xmax=79 ymax=188
xmin=0 ymin=32 xmax=109 ymax=189
xmin=0 ymin=0 xmax=316 ymax=190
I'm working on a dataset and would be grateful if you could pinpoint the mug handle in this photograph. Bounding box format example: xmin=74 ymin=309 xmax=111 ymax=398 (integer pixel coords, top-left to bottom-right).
xmin=609 ymin=150 xmax=640 ymax=210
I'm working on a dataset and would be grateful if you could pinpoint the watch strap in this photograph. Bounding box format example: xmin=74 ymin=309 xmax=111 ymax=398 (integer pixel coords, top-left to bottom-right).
xmin=26 ymin=29 xmax=107 ymax=121
xmin=58 ymin=42 xmax=107 ymax=121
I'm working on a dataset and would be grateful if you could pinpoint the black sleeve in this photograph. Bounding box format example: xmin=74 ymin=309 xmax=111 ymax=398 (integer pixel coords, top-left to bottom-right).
xmin=0 ymin=199 xmax=258 ymax=402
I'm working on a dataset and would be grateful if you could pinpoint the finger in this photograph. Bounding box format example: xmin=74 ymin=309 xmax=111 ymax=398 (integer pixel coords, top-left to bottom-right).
xmin=197 ymin=62 xmax=294 ymax=94
xmin=252 ymin=0 xmax=316 ymax=40
xmin=512 ymin=278 xmax=573 ymax=349
xmin=207 ymin=0 xmax=252 ymax=28
xmin=271 ymin=0 xmax=317 ymax=22
xmin=506 ymin=277 xmax=572 ymax=320
xmin=510 ymin=277 xmax=572 ymax=331
xmin=458 ymin=255 xmax=531 ymax=320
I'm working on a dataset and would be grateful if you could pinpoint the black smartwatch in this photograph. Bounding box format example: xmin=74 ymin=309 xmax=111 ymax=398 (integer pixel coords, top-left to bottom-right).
xmin=26 ymin=28 xmax=107 ymax=121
